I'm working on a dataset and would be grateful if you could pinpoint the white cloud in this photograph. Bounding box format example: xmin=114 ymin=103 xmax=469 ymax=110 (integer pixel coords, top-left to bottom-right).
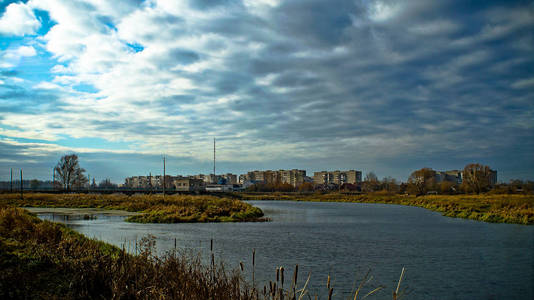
xmin=0 ymin=2 xmax=40 ymax=36
xmin=368 ymin=1 xmax=399 ymax=22
xmin=16 ymin=45 xmax=37 ymax=57
xmin=0 ymin=45 xmax=37 ymax=68
xmin=512 ymin=78 xmax=534 ymax=89
xmin=408 ymin=20 xmax=460 ymax=36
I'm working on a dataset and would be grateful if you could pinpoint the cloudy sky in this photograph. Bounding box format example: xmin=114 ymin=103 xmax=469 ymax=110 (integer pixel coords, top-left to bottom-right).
xmin=0 ymin=0 xmax=533 ymax=183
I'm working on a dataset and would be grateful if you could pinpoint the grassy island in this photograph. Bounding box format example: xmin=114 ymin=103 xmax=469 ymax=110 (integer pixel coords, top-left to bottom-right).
xmin=0 ymin=193 xmax=266 ymax=223
xmin=241 ymin=193 xmax=534 ymax=225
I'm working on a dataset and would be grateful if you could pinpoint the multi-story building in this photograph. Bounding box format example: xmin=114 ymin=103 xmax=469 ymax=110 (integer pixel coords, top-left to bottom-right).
xmin=125 ymin=176 xmax=148 ymax=188
xmin=434 ymin=169 xmax=497 ymax=186
xmin=488 ymin=170 xmax=498 ymax=186
xmin=313 ymin=170 xmax=362 ymax=185
xmin=125 ymin=175 xmax=177 ymax=189
xmin=241 ymin=169 xmax=306 ymax=187
xmin=173 ymin=178 xmax=204 ymax=192
xmin=221 ymin=173 xmax=238 ymax=184
xmin=434 ymin=170 xmax=462 ymax=185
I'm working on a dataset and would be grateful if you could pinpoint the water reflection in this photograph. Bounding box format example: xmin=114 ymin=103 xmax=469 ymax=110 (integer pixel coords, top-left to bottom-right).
xmin=31 ymin=201 xmax=534 ymax=300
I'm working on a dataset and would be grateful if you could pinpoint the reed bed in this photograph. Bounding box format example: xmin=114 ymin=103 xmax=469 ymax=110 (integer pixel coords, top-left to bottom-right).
xmin=0 ymin=207 xmax=408 ymax=299
xmin=0 ymin=193 xmax=266 ymax=223
xmin=241 ymin=192 xmax=534 ymax=225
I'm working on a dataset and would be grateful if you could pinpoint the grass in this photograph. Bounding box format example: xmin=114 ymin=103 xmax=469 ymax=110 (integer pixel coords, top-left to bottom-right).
xmin=0 ymin=193 xmax=266 ymax=223
xmin=240 ymin=192 xmax=534 ymax=225
xmin=0 ymin=207 xmax=408 ymax=299
xmin=0 ymin=207 xmax=251 ymax=299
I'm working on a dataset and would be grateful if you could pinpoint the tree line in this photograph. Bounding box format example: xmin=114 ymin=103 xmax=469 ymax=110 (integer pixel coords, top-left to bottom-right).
xmin=12 ymin=154 xmax=532 ymax=195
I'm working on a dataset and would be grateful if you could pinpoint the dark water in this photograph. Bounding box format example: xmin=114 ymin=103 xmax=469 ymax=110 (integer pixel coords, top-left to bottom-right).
xmin=35 ymin=201 xmax=534 ymax=299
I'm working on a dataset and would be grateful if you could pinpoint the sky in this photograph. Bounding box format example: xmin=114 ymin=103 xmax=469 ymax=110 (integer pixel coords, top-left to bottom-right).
xmin=0 ymin=0 xmax=533 ymax=184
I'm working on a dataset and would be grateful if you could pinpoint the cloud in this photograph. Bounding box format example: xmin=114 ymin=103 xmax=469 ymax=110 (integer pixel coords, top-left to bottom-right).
xmin=512 ymin=78 xmax=534 ymax=89
xmin=0 ymin=45 xmax=37 ymax=68
xmin=0 ymin=2 xmax=40 ymax=36
xmin=0 ymin=0 xmax=533 ymax=181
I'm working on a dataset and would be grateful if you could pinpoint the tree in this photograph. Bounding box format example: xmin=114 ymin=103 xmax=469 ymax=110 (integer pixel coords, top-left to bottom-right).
xmin=54 ymin=154 xmax=86 ymax=191
xmin=362 ymin=172 xmax=380 ymax=193
xmin=298 ymin=182 xmax=314 ymax=192
xmin=407 ymin=168 xmax=436 ymax=196
xmin=439 ymin=181 xmax=456 ymax=194
xmin=30 ymin=179 xmax=40 ymax=190
xmin=462 ymin=163 xmax=493 ymax=194
xmin=98 ymin=178 xmax=117 ymax=189
xmin=73 ymin=168 xmax=89 ymax=190
xmin=381 ymin=176 xmax=400 ymax=193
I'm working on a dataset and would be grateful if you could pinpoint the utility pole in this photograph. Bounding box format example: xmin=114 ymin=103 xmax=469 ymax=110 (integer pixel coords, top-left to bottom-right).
xmin=20 ymin=169 xmax=23 ymax=200
xmin=163 ymin=155 xmax=166 ymax=198
xmin=149 ymin=172 xmax=152 ymax=193
xmin=213 ymin=138 xmax=216 ymax=183
xmin=10 ymin=168 xmax=13 ymax=193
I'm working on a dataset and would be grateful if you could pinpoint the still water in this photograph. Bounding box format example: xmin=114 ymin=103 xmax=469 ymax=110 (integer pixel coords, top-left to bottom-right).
xmin=32 ymin=201 xmax=534 ymax=299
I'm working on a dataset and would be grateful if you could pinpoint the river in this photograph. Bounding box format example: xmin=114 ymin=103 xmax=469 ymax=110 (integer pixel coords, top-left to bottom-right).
xmin=30 ymin=201 xmax=534 ymax=299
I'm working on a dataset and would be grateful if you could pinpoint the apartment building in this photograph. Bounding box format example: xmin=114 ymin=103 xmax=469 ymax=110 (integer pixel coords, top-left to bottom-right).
xmin=173 ymin=178 xmax=204 ymax=192
xmin=313 ymin=170 xmax=362 ymax=185
xmin=241 ymin=169 xmax=307 ymax=187
xmin=434 ymin=169 xmax=497 ymax=186
xmin=124 ymin=175 xmax=178 ymax=189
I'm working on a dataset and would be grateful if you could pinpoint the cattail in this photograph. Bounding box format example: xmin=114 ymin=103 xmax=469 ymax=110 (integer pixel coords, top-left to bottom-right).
xmin=252 ymin=248 xmax=256 ymax=287
xmin=327 ymin=274 xmax=331 ymax=289
xmin=252 ymin=248 xmax=256 ymax=266
xmin=276 ymin=267 xmax=280 ymax=282
xmin=293 ymin=264 xmax=299 ymax=286
xmin=281 ymin=267 xmax=285 ymax=289
xmin=240 ymin=261 xmax=244 ymax=272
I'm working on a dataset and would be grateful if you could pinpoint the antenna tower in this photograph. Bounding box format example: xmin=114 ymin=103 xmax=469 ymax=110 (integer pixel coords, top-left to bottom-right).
xmin=213 ymin=138 xmax=216 ymax=183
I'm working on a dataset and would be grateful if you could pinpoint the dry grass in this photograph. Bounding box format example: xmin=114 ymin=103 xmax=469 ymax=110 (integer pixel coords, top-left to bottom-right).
xmin=241 ymin=192 xmax=534 ymax=225
xmin=0 ymin=193 xmax=266 ymax=223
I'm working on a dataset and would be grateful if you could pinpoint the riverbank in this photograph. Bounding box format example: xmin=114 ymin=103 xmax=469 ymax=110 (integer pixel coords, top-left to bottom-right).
xmin=0 ymin=207 xmax=256 ymax=299
xmin=240 ymin=193 xmax=534 ymax=225
xmin=1 ymin=207 xmax=401 ymax=299
xmin=0 ymin=193 xmax=265 ymax=223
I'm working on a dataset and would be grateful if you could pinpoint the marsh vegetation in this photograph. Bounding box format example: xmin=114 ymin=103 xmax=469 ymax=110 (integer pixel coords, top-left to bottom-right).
xmin=0 ymin=207 xmax=406 ymax=299
xmin=0 ymin=193 xmax=266 ymax=223
xmin=240 ymin=193 xmax=534 ymax=225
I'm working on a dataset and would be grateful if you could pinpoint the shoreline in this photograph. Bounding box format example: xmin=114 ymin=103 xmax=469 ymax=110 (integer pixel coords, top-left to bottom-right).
xmin=23 ymin=207 xmax=141 ymax=216
xmin=240 ymin=193 xmax=534 ymax=225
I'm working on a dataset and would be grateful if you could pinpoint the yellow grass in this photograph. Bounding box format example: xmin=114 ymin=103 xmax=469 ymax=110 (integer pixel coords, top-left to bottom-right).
xmin=0 ymin=193 xmax=265 ymax=223
xmin=241 ymin=192 xmax=534 ymax=225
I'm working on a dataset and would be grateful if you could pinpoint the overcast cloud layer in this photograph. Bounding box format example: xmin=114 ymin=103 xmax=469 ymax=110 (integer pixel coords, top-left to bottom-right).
xmin=0 ymin=0 xmax=533 ymax=182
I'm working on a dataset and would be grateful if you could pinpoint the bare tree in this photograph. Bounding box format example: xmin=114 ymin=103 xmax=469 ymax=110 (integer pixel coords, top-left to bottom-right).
xmin=462 ymin=163 xmax=492 ymax=194
xmin=73 ymin=167 xmax=89 ymax=190
xmin=382 ymin=176 xmax=400 ymax=193
xmin=54 ymin=154 xmax=86 ymax=191
xmin=362 ymin=172 xmax=380 ymax=193
xmin=407 ymin=168 xmax=436 ymax=196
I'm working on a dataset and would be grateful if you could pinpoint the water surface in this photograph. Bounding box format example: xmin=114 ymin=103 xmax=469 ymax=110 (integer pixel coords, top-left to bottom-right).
xmin=33 ymin=201 xmax=534 ymax=299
